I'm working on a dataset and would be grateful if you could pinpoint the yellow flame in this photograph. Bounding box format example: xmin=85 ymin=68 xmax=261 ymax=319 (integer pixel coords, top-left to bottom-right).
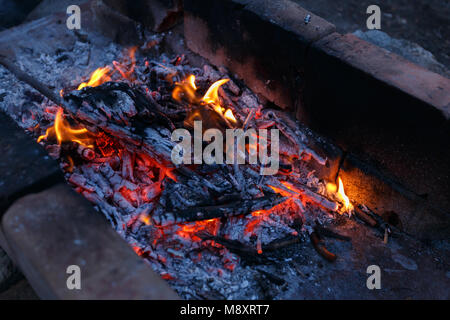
xmin=224 ymin=109 xmax=237 ymax=123
xmin=188 ymin=74 xmax=197 ymax=90
xmin=326 ymin=182 xmax=337 ymax=194
xmin=326 ymin=178 xmax=353 ymax=213
xmin=172 ymin=74 xmax=198 ymax=103
xmin=337 ymin=177 xmax=353 ymax=213
xmin=172 ymin=75 xmax=237 ymax=123
xmin=201 ymin=78 xmax=229 ymax=113
xmin=37 ymin=108 xmax=94 ymax=148
xmin=77 ymin=67 xmax=111 ymax=90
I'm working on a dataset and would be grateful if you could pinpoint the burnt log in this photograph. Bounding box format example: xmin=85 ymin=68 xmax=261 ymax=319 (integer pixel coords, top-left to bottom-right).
xmin=152 ymin=193 xmax=286 ymax=226
xmin=198 ymin=233 xmax=270 ymax=265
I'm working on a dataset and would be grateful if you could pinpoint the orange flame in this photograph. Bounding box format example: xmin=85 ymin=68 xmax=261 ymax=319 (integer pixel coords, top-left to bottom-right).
xmin=172 ymin=74 xmax=197 ymax=103
xmin=37 ymin=108 xmax=94 ymax=148
xmin=202 ymin=78 xmax=229 ymax=112
xmin=172 ymin=75 xmax=237 ymax=124
xmin=77 ymin=67 xmax=111 ymax=90
xmin=176 ymin=218 xmax=220 ymax=242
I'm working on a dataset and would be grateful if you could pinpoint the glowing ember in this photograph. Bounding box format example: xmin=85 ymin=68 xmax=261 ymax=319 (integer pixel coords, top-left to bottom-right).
xmin=113 ymin=46 xmax=137 ymax=80
xmin=77 ymin=66 xmax=111 ymax=90
xmin=37 ymin=107 xmax=94 ymax=148
xmin=139 ymin=213 xmax=152 ymax=226
xmin=176 ymin=218 xmax=220 ymax=242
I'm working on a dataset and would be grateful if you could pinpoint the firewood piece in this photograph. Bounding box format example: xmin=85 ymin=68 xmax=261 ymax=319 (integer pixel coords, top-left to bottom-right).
xmin=64 ymin=81 xmax=175 ymax=132
xmin=309 ymin=231 xmax=337 ymax=262
xmin=77 ymin=145 xmax=96 ymax=161
xmin=240 ymin=89 xmax=260 ymax=110
xmin=256 ymin=173 xmax=338 ymax=212
xmin=301 ymin=188 xmax=338 ymax=211
xmin=121 ymin=150 xmax=135 ymax=182
xmin=141 ymin=182 xmax=161 ymax=202
xmin=153 ymin=193 xmax=286 ymax=226
xmin=198 ymin=233 xmax=270 ymax=264
xmin=81 ymin=190 xmax=124 ymax=229
xmin=81 ymin=166 xmax=113 ymax=199
xmin=215 ymin=193 xmax=242 ymax=204
xmin=314 ymin=224 xmax=351 ymax=241
xmin=176 ymin=166 xmax=229 ymax=193
xmin=113 ymin=191 xmax=136 ymax=214
xmin=262 ymin=235 xmax=301 ymax=252
xmin=357 ymin=205 xmax=401 ymax=237
xmin=264 ymin=109 xmax=326 ymax=165
xmin=68 ymin=173 xmax=95 ymax=192
xmin=141 ymin=128 xmax=176 ymax=167
xmin=354 ymin=207 xmax=378 ymax=227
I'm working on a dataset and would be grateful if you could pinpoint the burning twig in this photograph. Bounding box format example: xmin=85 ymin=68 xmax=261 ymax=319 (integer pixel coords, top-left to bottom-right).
xmin=263 ymin=110 xmax=327 ymax=165
xmin=354 ymin=206 xmax=378 ymax=227
xmin=262 ymin=175 xmax=338 ymax=212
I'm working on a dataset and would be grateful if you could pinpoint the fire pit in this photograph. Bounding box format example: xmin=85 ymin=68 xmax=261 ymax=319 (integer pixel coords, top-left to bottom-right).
xmin=0 ymin=0 xmax=448 ymax=300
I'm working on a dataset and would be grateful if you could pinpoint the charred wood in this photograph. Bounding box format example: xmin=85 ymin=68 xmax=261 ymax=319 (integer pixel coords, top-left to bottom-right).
xmin=309 ymin=231 xmax=337 ymax=262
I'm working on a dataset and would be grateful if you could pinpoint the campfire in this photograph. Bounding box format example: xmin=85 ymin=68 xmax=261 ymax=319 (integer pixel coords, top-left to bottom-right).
xmin=0 ymin=0 xmax=447 ymax=302
xmin=11 ymin=40 xmax=380 ymax=299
